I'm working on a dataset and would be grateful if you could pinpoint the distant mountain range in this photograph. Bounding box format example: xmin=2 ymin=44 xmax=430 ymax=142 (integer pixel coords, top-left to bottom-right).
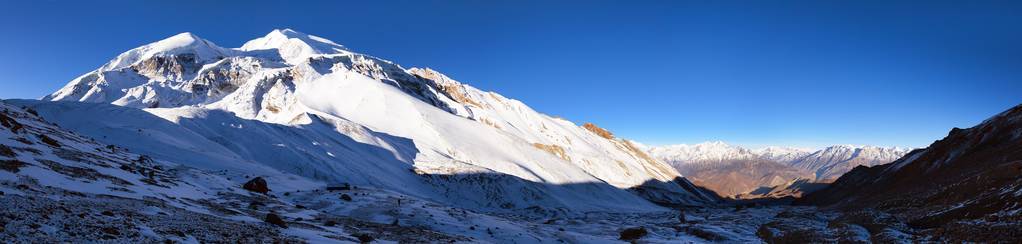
xmin=646 ymin=142 xmax=910 ymax=198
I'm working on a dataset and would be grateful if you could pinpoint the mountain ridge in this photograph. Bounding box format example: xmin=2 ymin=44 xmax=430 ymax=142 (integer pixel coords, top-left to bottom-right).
xmin=40 ymin=29 xmax=716 ymax=211
xmin=797 ymin=103 xmax=1022 ymax=241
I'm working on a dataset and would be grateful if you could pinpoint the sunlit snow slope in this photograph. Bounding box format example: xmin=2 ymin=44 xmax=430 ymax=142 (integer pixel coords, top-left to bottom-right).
xmin=41 ymin=29 xmax=715 ymax=211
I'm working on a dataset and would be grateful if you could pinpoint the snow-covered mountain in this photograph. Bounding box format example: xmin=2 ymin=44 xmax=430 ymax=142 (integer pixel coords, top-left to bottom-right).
xmin=646 ymin=142 xmax=907 ymax=197
xmin=791 ymin=145 xmax=909 ymax=181
xmin=647 ymin=141 xmax=762 ymax=166
xmin=647 ymin=142 xmax=811 ymax=197
xmin=39 ymin=29 xmax=714 ymax=212
xmin=0 ymin=28 xmax=746 ymax=242
xmin=753 ymin=146 xmax=814 ymax=164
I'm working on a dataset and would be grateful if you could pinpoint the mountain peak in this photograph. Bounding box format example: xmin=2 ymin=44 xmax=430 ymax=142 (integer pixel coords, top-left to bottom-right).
xmin=242 ymin=28 xmax=347 ymax=63
xmin=271 ymin=28 xmax=299 ymax=35
xmin=101 ymin=32 xmax=226 ymax=70
xmin=698 ymin=140 xmax=730 ymax=147
xmin=166 ymin=32 xmax=201 ymax=43
xmin=147 ymin=32 xmax=218 ymax=53
xmin=266 ymin=28 xmax=314 ymax=41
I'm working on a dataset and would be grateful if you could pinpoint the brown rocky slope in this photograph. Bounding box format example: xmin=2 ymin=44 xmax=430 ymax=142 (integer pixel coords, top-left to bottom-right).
xmin=797 ymin=103 xmax=1022 ymax=242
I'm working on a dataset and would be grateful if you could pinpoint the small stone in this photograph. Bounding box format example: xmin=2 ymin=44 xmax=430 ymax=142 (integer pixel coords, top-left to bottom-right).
xmin=265 ymin=213 xmax=287 ymax=228
xmin=353 ymin=233 xmax=374 ymax=243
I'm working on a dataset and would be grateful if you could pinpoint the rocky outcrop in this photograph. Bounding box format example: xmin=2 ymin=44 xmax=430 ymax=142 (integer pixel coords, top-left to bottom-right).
xmin=582 ymin=122 xmax=614 ymax=139
xmin=532 ymin=143 xmax=570 ymax=161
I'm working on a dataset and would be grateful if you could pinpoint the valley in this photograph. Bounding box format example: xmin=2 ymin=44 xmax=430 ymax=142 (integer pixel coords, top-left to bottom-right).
xmin=647 ymin=142 xmax=909 ymax=198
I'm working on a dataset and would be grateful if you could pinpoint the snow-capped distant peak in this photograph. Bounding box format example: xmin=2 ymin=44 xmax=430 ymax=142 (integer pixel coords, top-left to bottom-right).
xmin=102 ymin=32 xmax=227 ymax=70
xmin=753 ymin=146 xmax=814 ymax=163
xmin=240 ymin=28 xmax=349 ymax=63
xmin=648 ymin=141 xmax=758 ymax=165
xmin=648 ymin=141 xmax=909 ymax=168
xmin=753 ymin=146 xmax=814 ymax=154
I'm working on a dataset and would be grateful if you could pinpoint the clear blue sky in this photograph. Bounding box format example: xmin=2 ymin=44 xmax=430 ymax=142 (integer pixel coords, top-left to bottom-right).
xmin=1 ymin=1 xmax=1020 ymax=148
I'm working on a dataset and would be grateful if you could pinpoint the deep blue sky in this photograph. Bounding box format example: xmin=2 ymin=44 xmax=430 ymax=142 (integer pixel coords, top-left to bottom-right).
xmin=1 ymin=1 xmax=1020 ymax=148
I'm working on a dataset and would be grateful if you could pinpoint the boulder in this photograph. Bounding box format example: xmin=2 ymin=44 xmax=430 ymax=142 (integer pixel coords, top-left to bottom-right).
xmin=619 ymin=227 xmax=647 ymax=241
xmin=243 ymin=177 xmax=270 ymax=194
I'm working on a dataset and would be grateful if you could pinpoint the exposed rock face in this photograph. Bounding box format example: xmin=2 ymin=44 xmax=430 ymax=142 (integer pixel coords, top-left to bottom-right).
xmin=39 ymin=134 xmax=60 ymax=147
xmin=0 ymin=144 xmax=15 ymax=158
xmin=408 ymin=68 xmax=484 ymax=108
xmin=582 ymin=122 xmax=614 ymax=139
xmin=0 ymin=113 xmax=24 ymax=133
xmin=243 ymin=177 xmax=270 ymax=194
xmin=532 ymin=143 xmax=570 ymax=161
xmin=0 ymin=159 xmax=28 ymax=173
xmin=132 ymin=54 xmax=204 ymax=81
xmin=799 ymin=103 xmax=1022 ymax=242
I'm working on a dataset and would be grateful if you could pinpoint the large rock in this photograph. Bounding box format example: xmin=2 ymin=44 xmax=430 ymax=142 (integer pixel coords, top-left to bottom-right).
xmin=618 ymin=227 xmax=647 ymax=241
xmin=243 ymin=177 xmax=269 ymax=194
